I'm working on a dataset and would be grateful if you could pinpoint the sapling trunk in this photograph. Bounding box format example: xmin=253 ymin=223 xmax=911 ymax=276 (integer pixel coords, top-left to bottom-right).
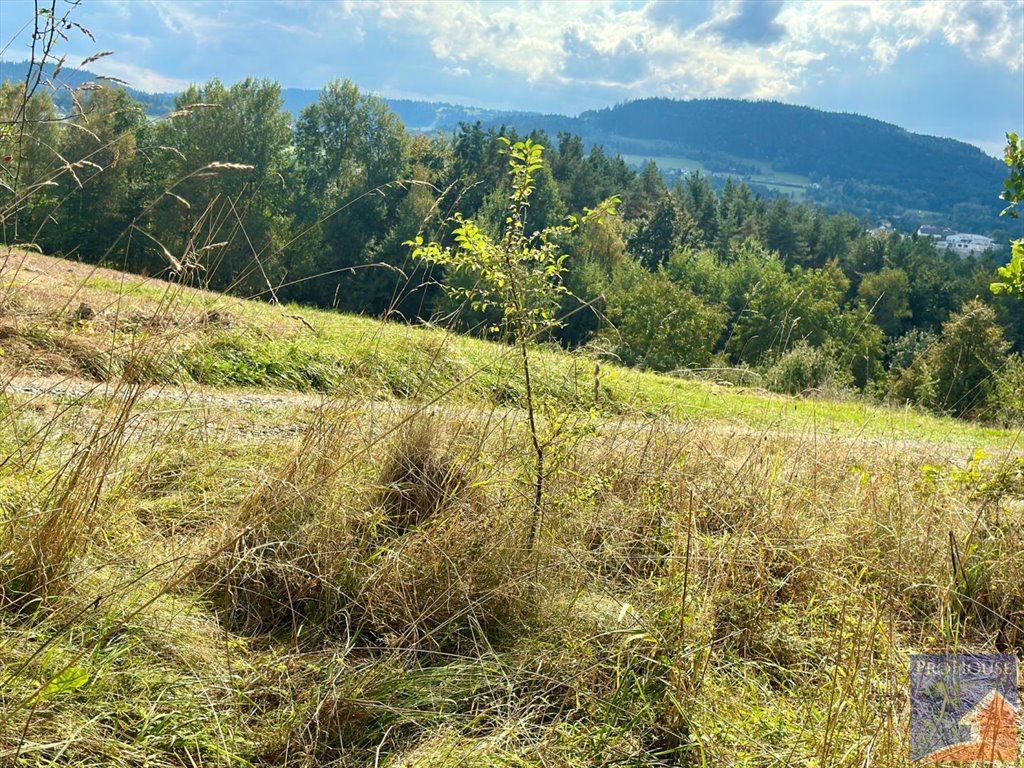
xmin=521 ymin=335 xmax=544 ymax=552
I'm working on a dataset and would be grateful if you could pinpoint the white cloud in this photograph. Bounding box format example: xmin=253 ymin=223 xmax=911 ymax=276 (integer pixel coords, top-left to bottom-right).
xmin=779 ymin=0 xmax=1023 ymax=71
xmin=344 ymin=0 xmax=1013 ymax=106
xmin=149 ymin=1 xmax=229 ymax=45
xmin=350 ymin=0 xmax=808 ymax=99
xmin=5 ymin=0 xmax=1011 ymax=146
xmin=89 ymin=60 xmax=190 ymax=92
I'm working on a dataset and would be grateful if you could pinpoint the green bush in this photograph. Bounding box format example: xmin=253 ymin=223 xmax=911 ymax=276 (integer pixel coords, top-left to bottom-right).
xmin=992 ymin=354 xmax=1024 ymax=425
xmin=603 ymin=262 xmax=726 ymax=372
xmin=765 ymin=342 xmax=849 ymax=395
xmin=886 ymin=329 xmax=937 ymax=373
xmin=888 ymin=354 xmax=939 ymax=409
xmin=930 ymin=299 xmax=1010 ymax=416
xmin=888 ymin=300 xmax=1010 ymax=417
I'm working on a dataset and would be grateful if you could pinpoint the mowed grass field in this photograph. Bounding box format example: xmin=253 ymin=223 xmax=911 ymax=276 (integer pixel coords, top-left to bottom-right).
xmin=620 ymin=154 xmax=811 ymax=200
xmin=0 ymin=249 xmax=1021 ymax=766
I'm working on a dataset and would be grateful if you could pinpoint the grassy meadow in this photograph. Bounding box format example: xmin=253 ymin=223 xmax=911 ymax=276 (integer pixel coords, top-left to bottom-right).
xmin=0 ymin=249 xmax=1022 ymax=766
xmin=619 ymin=154 xmax=811 ymax=200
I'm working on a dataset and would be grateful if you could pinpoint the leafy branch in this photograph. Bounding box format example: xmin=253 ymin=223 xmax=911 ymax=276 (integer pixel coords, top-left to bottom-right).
xmin=991 ymin=131 xmax=1024 ymax=298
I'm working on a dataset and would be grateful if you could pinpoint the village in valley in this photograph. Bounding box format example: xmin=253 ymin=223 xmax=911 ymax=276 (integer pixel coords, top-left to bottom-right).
xmin=868 ymin=219 xmax=999 ymax=255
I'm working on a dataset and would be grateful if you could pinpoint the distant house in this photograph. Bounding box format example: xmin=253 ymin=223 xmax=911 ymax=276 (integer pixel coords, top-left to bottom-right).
xmin=868 ymin=220 xmax=895 ymax=237
xmin=936 ymin=233 xmax=996 ymax=256
xmin=917 ymin=225 xmax=996 ymax=256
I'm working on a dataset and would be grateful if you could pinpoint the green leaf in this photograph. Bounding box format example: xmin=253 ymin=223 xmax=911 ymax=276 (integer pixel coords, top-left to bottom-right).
xmin=37 ymin=667 xmax=90 ymax=702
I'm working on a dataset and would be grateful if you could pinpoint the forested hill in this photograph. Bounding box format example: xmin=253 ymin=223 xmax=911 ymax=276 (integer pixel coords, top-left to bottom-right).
xmin=581 ymin=97 xmax=1000 ymax=186
xmin=357 ymin=96 xmax=1009 ymax=237
xmin=433 ymin=97 xmax=1009 ymax=237
xmin=570 ymin=98 xmax=1008 ymax=231
xmin=0 ymin=60 xmax=177 ymax=117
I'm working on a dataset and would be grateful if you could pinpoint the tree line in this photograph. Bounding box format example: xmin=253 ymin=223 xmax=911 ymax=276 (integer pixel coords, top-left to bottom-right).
xmin=1 ymin=76 xmax=1022 ymax=422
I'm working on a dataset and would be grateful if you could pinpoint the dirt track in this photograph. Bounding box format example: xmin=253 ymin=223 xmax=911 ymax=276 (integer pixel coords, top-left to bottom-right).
xmin=4 ymin=372 xmax=1014 ymax=465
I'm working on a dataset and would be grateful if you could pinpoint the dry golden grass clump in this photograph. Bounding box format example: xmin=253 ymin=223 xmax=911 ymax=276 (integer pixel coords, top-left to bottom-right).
xmin=196 ymin=411 xmax=536 ymax=657
xmin=376 ymin=419 xmax=477 ymax=534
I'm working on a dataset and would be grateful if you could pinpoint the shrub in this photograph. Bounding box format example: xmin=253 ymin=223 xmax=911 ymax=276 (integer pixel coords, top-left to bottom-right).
xmin=992 ymin=354 xmax=1024 ymax=425
xmin=887 ymin=300 xmax=1010 ymax=417
xmin=603 ymin=262 xmax=726 ymax=372
xmin=765 ymin=342 xmax=848 ymax=395
xmin=929 ymin=299 xmax=1009 ymax=416
xmin=888 ymin=354 xmax=939 ymax=409
xmin=886 ymin=329 xmax=937 ymax=373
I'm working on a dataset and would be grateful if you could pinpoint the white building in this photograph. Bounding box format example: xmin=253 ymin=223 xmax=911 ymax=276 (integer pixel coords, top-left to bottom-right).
xmin=935 ymin=233 xmax=996 ymax=256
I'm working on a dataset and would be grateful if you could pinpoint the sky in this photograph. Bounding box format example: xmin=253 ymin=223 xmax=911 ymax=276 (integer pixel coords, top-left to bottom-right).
xmin=1 ymin=0 xmax=1022 ymax=156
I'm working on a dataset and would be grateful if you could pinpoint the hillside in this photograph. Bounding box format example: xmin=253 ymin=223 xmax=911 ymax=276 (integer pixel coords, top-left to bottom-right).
xmin=1 ymin=251 xmax=1015 ymax=446
xmin=0 ymin=60 xmax=177 ymax=118
xmin=1 ymin=249 xmax=1022 ymax=766
xmin=575 ymin=98 xmax=1010 ymax=230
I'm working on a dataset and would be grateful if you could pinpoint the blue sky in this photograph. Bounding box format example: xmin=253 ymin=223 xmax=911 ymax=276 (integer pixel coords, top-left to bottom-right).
xmin=1 ymin=0 xmax=1022 ymax=155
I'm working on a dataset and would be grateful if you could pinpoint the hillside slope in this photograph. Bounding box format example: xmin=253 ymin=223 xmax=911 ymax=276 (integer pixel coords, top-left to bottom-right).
xmin=0 ymin=250 xmax=1015 ymax=449
xmin=1 ymin=249 xmax=1022 ymax=766
xmin=580 ymin=98 xmax=1006 ymax=222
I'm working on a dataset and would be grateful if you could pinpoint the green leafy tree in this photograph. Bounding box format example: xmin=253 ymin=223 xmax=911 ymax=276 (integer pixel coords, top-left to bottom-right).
xmin=0 ymin=81 xmax=60 ymax=242
xmin=149 ymin=78 xmax=293 ymax=292
xmin=291 ymin=79 xmax=409 ymax=309
xmin=884 ymin=234 xmax=967 ymax=331
xmin=46 ymin=86 xmax=146 ymax=261
xmin=992 ymin=354 xmax=1024 ymax=424
xmin=831 ymin=299 xmax=886 ymax=389
xmin=603 ymin=261 xmax=725 ymax=372
xmin=665 ymin=247 xmax=729 ymax=305
xmin=887 ymin=329 xmax=937 ymax=373
xmin=888 ymin=354 xmax=939 ymax=410
xmin=725 ymin=252 xmax=849 ymax=365
xmin=895 ymin=300 xmax=1010 ymax=416
xmin=857 ymin=267 xmax=912 ymax=337
xmin=409 ymin=138 xmax=617 ymax=549
xmin=555 ymin=203 xmax=628 ymax=346
xmin=931 ymin=299 xmax=1010 ymax=416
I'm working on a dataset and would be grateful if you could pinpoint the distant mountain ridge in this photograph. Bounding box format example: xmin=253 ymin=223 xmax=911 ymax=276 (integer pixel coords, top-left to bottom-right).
xmin=0 ymin=60 xmax=177 ymax=117
xmin=574 ymin=98 xmax=1009 ymax=229
xmin=0 ymin=61 xmax=1014 ymax=236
